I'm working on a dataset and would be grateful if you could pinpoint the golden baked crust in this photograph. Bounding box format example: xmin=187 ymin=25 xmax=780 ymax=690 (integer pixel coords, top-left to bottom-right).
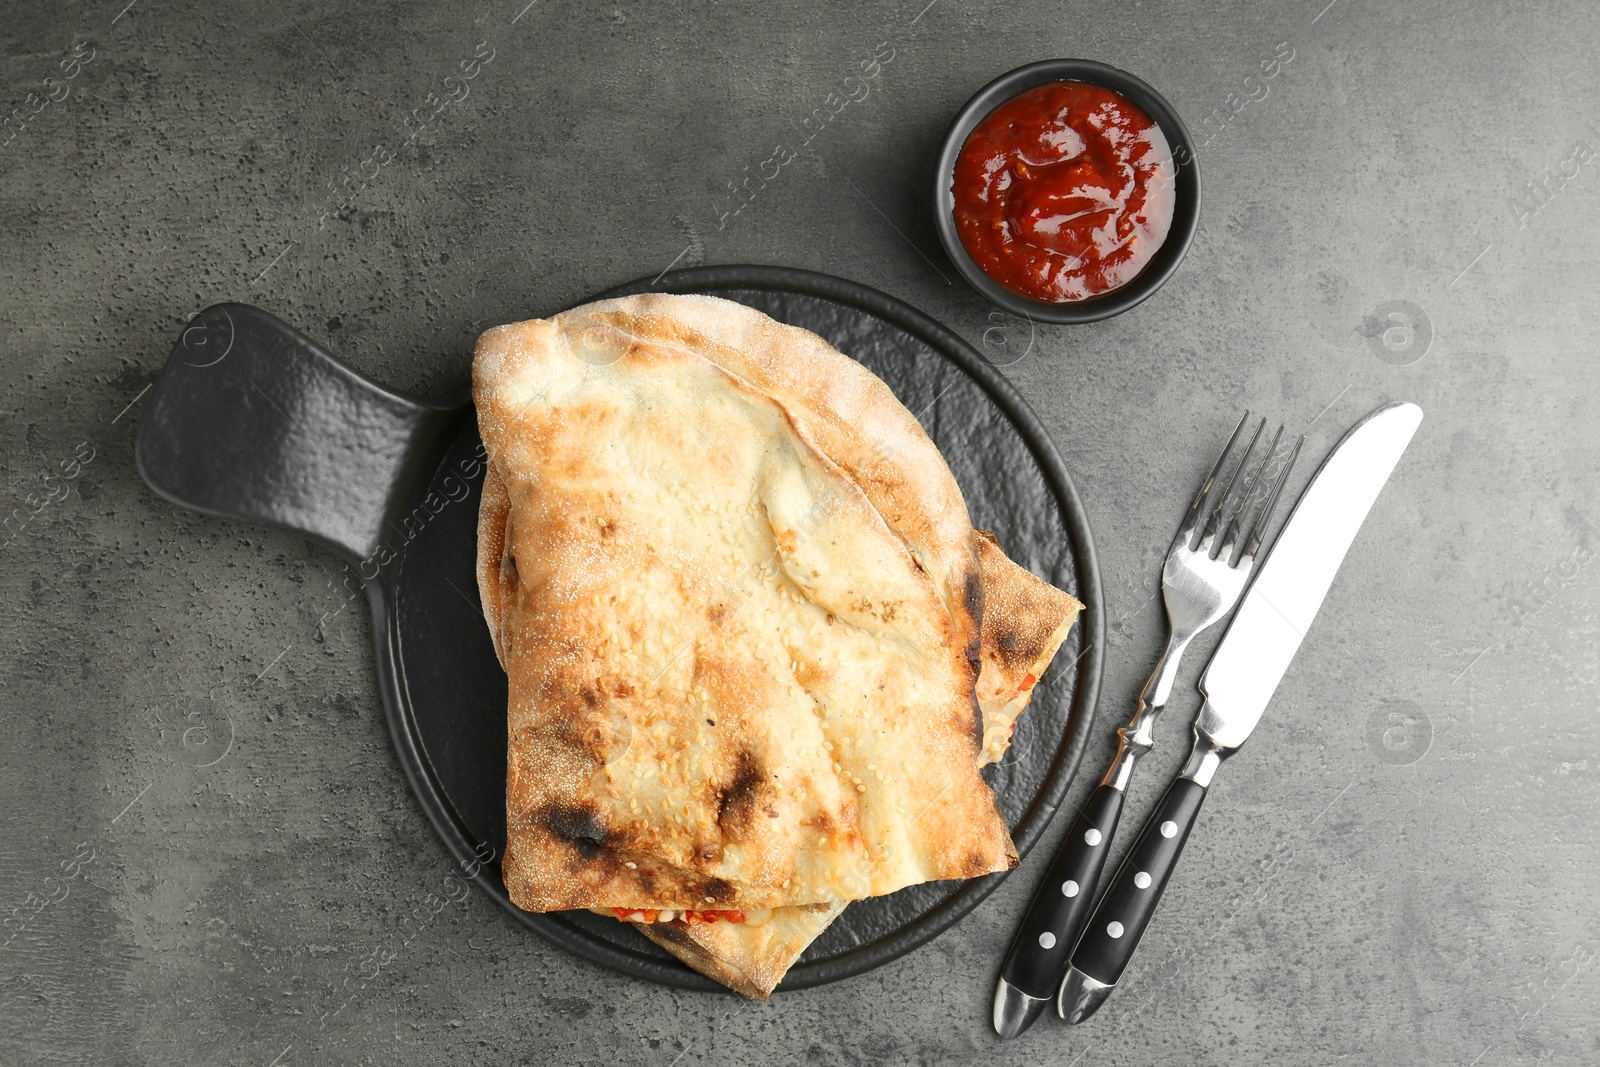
xmin=636 ymin=529 xmax=1082 ymax=997
xmin=973 ymin=530 xmax=1083 ymax=764
xmin=637 ymin=904 xmax=842 ymax=1000
xmin=474 ymin=294 xmax=1016 ymax=918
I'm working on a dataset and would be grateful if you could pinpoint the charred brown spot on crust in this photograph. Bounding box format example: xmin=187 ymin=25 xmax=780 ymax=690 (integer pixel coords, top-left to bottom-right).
xmin=708 ymin=600 xmax=730 ymax=624
xmin=989 ymin=614 xmax=1054 ymax=674
xmin=701 ymin=877 xmax=735 ymax=903
xmin=597 ymin=518 xmax=619 ymax=540
xmin=963 ymin=568 xmax=985 ymax=681
xmin=714 ymin=749 xmax=766 ymax=833
xmin=634 ymin=863 xmax=666 ymax=899
xmin=647 ymin=921 xmax=694 ymax=948
xmin=541 ymin=802 xmax=613 ymax=858
xmin=963 ymin=568 xmax=984 ymax=628
xmin=580 ymin=684 xmax=602 ymax=708
xmin=801 ymin=810 xmax=835 ymax=835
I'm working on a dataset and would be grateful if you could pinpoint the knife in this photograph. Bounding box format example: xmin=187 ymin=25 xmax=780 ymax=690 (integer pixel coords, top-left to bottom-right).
xmin=1057 ymin=400 xmax=1423 ymax=1024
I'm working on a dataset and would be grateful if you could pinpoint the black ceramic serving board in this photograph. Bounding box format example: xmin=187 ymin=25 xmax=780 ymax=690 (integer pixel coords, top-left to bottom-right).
xmin=134 ymin=265 xmax=1104 ymax=993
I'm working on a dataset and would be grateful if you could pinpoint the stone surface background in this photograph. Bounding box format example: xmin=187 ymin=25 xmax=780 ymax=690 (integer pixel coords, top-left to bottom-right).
xmin=2 ymin=1 xmax=1597 ymax=1064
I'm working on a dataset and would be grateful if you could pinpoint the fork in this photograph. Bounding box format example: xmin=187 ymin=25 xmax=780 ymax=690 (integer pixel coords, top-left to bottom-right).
xmin=992 ymin=413 xmax=1302 ymax=1039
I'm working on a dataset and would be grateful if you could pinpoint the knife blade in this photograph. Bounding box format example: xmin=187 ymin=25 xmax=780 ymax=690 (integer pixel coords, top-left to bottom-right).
xmin=1057 ymin=400 xmax=1423 ymax=1024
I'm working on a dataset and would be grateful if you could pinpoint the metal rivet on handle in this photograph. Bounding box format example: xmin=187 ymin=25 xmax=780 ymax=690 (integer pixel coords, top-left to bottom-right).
xmin=1062 ymin=880 xmax=1079 ymax=897
xmin=1084 ymin=828 xmax=1102 ymax=846
xmin=1039 ymin=931 xmax=1057 ymax=949
xmin=1107 ymin=921 xmax=1125 ymax=939
xmin=1134 ymin=871 xmax=1152 ymax=889
xmin=1159 ymin=821 xmax=1177 ymax=838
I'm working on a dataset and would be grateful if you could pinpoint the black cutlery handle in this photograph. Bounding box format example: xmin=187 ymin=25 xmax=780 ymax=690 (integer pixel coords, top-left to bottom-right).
xmin=1067 ymin=775 xmax=1207 ymax=987
xmin=999 ymin=782 xmax=1126 ymax=998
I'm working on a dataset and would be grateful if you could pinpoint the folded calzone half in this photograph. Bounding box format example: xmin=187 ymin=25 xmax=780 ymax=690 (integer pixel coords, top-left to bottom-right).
xmin=637 ymin=531 xmax=1081 ymax=998
xmin=473 ymin=293 xmax=1082 ymax=996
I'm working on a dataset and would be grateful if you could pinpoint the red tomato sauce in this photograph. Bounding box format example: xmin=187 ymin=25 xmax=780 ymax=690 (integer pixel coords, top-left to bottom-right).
xmin=952 ymin=81 xmax=1176 ymax=303
xmin=611 ymin=907 xmax=747 ymax=925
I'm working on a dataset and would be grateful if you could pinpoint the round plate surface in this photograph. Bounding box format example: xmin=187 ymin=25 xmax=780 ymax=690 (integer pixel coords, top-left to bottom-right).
xmin=385 ymin=266 xmax=1103 ymax=992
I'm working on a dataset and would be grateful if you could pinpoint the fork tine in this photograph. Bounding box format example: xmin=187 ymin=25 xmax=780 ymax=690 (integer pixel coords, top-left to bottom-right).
xmin=1218 ymin=424 xmax=1283 ymax=561
xmin=1201 ymin=417 xmax=1266 ymax=554
xmin=1178 ymin=412 xmax=1251 ymax=547
xmin=1239 ymin=434 xmax=1306 ymax=561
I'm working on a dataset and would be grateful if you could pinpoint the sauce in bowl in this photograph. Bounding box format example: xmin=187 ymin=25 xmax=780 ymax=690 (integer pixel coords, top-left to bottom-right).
xmin=952 ymin=80 xmax=1176 ymax=304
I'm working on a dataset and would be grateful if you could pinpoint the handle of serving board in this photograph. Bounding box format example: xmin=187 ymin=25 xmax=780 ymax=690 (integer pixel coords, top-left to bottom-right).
xmin=135 ymin=303 xmax=467 ymax=567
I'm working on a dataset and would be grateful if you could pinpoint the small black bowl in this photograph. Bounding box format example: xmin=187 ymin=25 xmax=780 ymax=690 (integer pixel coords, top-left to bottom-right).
xmin=933 ymin=59 xmax=1201 ymax=325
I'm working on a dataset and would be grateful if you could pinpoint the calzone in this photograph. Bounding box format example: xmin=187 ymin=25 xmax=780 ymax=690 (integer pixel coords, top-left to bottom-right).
xmin=474 ymin=293 xmax=1081 ymax=994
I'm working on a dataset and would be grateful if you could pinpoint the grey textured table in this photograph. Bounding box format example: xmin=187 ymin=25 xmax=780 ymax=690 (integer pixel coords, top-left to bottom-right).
xmin=3 ymin=1 xmax=1596 ymax=1064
